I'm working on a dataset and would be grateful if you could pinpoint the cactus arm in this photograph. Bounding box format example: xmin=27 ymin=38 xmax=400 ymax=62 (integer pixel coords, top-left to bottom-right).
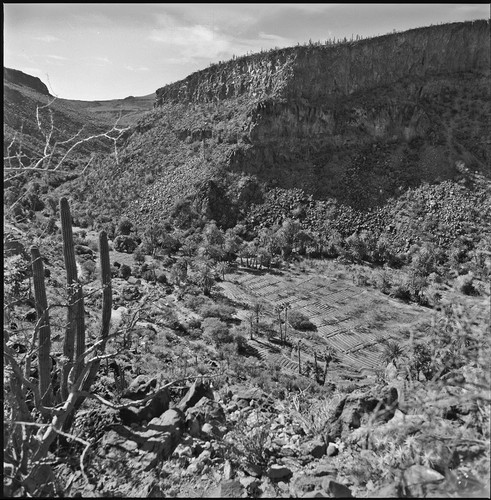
xmin=30 ymin=246 xmax=53 ymax=408
xmin=62 ymin=230 xmax=113 ymax=431
xmin=59 ymin=197 xmax=85 ymax=396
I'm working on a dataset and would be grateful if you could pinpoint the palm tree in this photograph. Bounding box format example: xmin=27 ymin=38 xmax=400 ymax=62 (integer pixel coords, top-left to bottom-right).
xmin=382 ymin=340 xmax=405 ymax=368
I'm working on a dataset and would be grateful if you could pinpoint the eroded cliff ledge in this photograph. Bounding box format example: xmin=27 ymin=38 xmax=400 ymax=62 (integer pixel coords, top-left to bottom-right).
xmin=113 ymin=21 xmax=489 ymax=228
xmin=156 ymin=21 xmax=489 ymax=106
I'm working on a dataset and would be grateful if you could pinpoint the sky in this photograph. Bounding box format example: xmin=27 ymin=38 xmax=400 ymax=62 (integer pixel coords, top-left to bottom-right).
xmin=3 ymin=3 xmax=489 ymax=101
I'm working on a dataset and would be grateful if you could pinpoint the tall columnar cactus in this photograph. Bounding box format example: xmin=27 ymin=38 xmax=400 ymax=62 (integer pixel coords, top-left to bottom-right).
xmin=59 ymin=197 xmax=85 ymax=398
xmin=27 ymin=199 xmax=113 ymax=463
xmin=30 ymin=246 xmax=53 ymax=409
xmin=62 ymin=230 xmax=112 ymax=431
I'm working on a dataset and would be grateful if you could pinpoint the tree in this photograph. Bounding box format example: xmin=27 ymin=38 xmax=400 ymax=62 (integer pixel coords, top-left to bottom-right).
xmin=382 ymin=340 xmax=405 ymax=368
xmin=4 ymin=97 xmax=129 ymax=224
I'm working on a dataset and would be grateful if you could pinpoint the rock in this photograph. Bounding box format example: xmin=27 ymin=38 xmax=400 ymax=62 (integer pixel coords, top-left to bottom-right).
xmin=75 ymin=244 xmax=93 ymax=256
xmin=290 ymin=473 xmax=325 ymax=496
xmin=322 ymin=479 xmax=353 ymax=498
xmin=301 ymin=438 xmax=326 ymax=459
xmin=122 ymin=375 xmax=157 ymax=400
xmin=223 ymin=459 xmax=233 ymax=480
xmin=101 ymin=408 xmax=185 ymax=472
xmin=233 ymin=387 xmax=267 ymax=402
xmin=178 ymin=380 xmax=214 ymax=412
xmin=207 ymin=480 xmax=244 ymax=498
xmin=186 ymin=396 xmax=226 ymax=425
xmin=301 ymin=491 xmax=329 ymax=498
xmin=370 ymin=482 xmax=400 ymax=497
xmin=4 ymin=236 xmax=26 ymax=257
xmin=384 ymin=361 xmax=398 ymax=381
xmin=267 ymin=464 xmax=293 ymax=481
xmin=243 ymin=462 xmax=264 ymax=477
xmin=402 ymin=465 xmax=445 ymax=486
xmin=326 ymin=442 xmax=339 ymax=457
xmin=119 ymin=387 xmax=170 ymax=425
xmin=312 ymin=464 xmax=337 ymax=477
xmin=23 ymin=308 xmax=37 ymax=322
xmin=201 ymin=422 xmax=221 ymax=439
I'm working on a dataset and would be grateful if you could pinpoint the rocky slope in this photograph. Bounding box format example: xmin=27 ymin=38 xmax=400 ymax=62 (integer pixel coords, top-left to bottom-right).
xmin=77 ymin=20 xmax=489 ymax=234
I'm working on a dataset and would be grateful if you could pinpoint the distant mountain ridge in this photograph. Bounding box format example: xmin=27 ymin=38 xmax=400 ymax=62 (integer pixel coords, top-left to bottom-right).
xmin=4 ymin=67 xmax=51 ymax=96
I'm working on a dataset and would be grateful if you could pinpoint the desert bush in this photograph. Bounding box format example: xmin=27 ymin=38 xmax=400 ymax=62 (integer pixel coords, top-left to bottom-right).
xmin=202 ymin=317 xmax=233 ymax=346
xmin=375 ymin=268 xmax=392 ymax=294
xmin=390 ymin=278 xmax=412 ymax=302
xmin=454 ymin=273 xmax=480 ymax=296
xmin=113 ymin=235 xmax=138 ymax=254
xmin=199 ymin=303 xmax=236 ymax=321
xmin=133 ymin=246 xmax=146 ymax=264
xmin=288 ymin=310 xmax=316 ymax=331
xmin=225 ymin=411 xmax=271 ymax=468
xmin=156 ymin=273 xmax=167 ymax=285
xmin=118 ymin=264 xmax=132 ymax=280
xmin=117 ymin=217 xmax=133 ymax=236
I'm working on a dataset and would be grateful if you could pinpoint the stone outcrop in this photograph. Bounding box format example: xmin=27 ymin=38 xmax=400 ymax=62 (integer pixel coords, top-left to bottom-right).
xmin=156 ymin=21 xmax=489 ymax=106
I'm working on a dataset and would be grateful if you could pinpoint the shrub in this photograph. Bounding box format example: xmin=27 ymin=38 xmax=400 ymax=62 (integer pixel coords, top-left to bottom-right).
xmin=156 ymin=273 xmax=167 ymax=285
xmin=390 ymin=281 xmax=412 ymax=302
xmin=199 ymin=303 xmax=236 ymax=321
xmin=202 ymin=318 xmax=233 ymax=346
xmin=133 ymin=246 xmax=146 ymax=264
xmin=288 ymin=310 xmax=316 ymax=331
xmin=119 ymin=264 xmax=132 ymax=280
xmin=454 ymin=273 xmax=479 ymax=296
xmin=117 ymin=218 xmax=133 ymax=236
xmin=113 ymin=235 xmax=138 ymax=254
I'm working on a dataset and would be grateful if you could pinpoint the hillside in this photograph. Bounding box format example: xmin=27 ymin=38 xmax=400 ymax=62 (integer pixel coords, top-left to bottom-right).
xmin=3 ymin=67 xmax=154 ymax=161
xmin=70 ymin=20 xmax=490 ymax=246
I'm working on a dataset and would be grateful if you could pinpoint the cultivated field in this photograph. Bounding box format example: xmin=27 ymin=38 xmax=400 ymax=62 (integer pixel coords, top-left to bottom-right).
xmin=219 ymin=262 xmax=432 ymax=382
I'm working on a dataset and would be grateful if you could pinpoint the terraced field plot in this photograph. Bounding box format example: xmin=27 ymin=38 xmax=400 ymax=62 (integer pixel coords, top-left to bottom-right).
xmin=219 ymin=266 xmax=431 ymax=377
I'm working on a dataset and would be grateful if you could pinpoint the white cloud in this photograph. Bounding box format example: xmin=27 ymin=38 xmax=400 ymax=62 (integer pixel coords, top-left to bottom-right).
xmin=46 ymin=54 xmax=67 ymax=60
xmin=149 ymin=24 xmax=232 ymax=62
xmin=32 ymin=35 xmax=61 ymax=43
xmin=125 ymin=65 xmax=150 ymax=72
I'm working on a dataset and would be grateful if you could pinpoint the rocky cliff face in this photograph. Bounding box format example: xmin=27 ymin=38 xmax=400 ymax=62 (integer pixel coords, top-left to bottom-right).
xmin=99 ymin=21 xmax=489 ymax=227
xmin=156 ymin=21 xmax=489 ymax=106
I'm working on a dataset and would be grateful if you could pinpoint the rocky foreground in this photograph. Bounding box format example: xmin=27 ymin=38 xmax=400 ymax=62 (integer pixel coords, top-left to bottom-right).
xmin=42 ymin=371 xmax=484 ymax=499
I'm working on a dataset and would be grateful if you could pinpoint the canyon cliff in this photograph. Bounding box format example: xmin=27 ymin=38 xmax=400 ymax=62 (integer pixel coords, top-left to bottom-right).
xmin=78 ymin=20 xmax=490 ymax=229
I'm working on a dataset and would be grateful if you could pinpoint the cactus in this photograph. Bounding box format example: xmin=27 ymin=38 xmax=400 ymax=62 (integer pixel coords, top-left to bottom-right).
xmin=30 ymin=246 xmax=53 ymax=409
xmin=26 ymin=198 xmax=112 ymax=441
xmin=59 ymin=197 xmax=85 ymax=399
xmin=62 ymin=230 xmax=112 ymax=431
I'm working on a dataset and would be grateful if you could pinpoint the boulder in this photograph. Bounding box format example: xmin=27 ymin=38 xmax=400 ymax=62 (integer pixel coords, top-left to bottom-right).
xmin=178 ymin=380 xmax=214 ymax=412
xmin=300 ymin=438 xmax=326 ymax=459
xmin=322 ymin=479 xmax=353 ymax=498
xmin=75 ymin=244 xmax=93 ymax=256
xmin=119 ymin=387 xmax=170 ymax=425
xmin=326 ymin=442 xmax=339 ymax=457
xmin=122 ymin=375 xmax=157 ymax=400
xmin=206 ymin=480 xmax=244 ymax=498
xmin=267 ymin=464 xmax=293 ymax=481
xmin=101 ymin=408 xmax=185 ymax=472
